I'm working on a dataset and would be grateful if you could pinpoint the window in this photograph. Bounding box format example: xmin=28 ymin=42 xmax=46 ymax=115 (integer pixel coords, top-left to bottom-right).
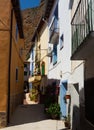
xmin=60 ymin=34 xmax=64 ymax=49
xmin=53 ymin=44 xmax=57 ymax=65
xmin=24 ymin=71 xmax=27 ymax=76
xmin=32 ymin=49 xmax=34 ymax=60
xmin=16 ymin=68 xmax=18 ymax=82
xmin=24 ymin=64 xmax=27 ymax=68
xmin=15 ymin=24 xmax=18 ymax=42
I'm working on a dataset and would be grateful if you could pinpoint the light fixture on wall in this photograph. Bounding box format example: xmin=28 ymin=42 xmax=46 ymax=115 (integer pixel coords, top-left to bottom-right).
xmin=42 ymin=17 xmax=48 ymax=25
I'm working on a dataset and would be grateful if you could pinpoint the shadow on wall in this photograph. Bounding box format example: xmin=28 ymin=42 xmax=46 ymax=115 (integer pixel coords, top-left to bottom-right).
xmin=69 ymin=0 xmax=74 ymax=9
xmin=68 ymin=83 xmax=80 ymax=130
xmin=71 ymin=85 xmax=88 ymax=130
xmin=71 ymin=86 xmax=94 ymax=130
xmin=72 ymin=105 xmax=80 ymax=130
xmin=80 ymin=85 xmax=94 ymax=130
xmin=40 ymin=76 xmax=60 ymax=104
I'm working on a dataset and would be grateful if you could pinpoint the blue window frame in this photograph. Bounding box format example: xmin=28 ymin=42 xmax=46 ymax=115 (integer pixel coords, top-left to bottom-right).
xmin=32 ymin=48 xmax=34 ymax=60
xmin=54 ymin=4 xmax=58 ymax=19
xmin=31 ymin=63 xmax=34 ymax=76
xmin=53 ymin=44 xmax=57 ymax=65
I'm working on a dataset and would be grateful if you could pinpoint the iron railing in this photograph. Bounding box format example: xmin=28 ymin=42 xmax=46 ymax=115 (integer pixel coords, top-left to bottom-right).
xmin=71 ymin=0 xmax=94 ymax=55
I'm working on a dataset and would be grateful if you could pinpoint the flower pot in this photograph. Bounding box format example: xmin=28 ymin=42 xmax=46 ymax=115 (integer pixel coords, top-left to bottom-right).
xmin=65 ymin=94 xmax=71 ymax=99
xmin=51 ymin=114 xmax=57 ymax=119
xmin=64 ymin=121 xmax=70 ymax=128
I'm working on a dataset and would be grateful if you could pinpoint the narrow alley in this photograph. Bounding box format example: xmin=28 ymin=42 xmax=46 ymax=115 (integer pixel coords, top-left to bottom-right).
xmin=1 ymin=0 xmax=94 ymax=129
xmin=2 ymin=103 xmax=66 ymax=130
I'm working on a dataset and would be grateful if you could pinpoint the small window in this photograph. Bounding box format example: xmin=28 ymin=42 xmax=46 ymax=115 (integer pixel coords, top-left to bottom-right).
xmin=24 ymin=71 xmax=27 ymax=76
xmin=60 ymin=34 xmax=64 ymax=49
xmin=24 ymin=64 xmax=27 ymax=68
xmin=16 ymin=68 xmax=18 ymax=82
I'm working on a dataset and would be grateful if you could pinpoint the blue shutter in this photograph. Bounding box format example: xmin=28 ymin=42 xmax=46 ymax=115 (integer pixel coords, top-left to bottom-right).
xmin=54 ymin=4 xmax=58 ymax=19
xmin=32 ymin=49 xmax=34 ymax=60
xmin=53 ymin=44 xmax=57 ymax=65
xmin=60 ymin=81 xmax=67 ymax=119
xmin=32 ymin=63 xmax=34 ymax=76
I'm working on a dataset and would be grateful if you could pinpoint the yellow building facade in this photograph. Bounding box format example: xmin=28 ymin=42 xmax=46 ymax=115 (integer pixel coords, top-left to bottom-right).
xmin=0 ymin=0 xmax=24 ymax=127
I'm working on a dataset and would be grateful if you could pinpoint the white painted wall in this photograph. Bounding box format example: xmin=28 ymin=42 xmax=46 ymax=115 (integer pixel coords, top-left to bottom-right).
xmin=69 ymin=61 xmax=85 ymax=105
xmin=48 ymin=0 xmax=71 ymax=82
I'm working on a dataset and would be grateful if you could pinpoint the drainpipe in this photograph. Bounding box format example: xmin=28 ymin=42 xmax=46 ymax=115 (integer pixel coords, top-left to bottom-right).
xmin=7 ymin=8 xmax=13 ymax=125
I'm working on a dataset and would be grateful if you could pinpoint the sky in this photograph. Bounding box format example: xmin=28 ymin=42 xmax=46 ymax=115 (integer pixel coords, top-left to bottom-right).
xmin=20 ymin=0 xmax=40 ymax=10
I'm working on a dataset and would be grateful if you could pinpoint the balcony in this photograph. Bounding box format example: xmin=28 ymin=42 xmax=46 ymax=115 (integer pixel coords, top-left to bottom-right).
xmin=28 ymin=66 xmax=41 ymax=83
xmin=29 ymin=70 xmax=41 ymax=83
xmin=49 ymin=17 xmax=59 ymax=44
xmin=28 ymin=75 xmax=41 ymax=83
xmin=71 ymin=0 xmax=94 ymax=60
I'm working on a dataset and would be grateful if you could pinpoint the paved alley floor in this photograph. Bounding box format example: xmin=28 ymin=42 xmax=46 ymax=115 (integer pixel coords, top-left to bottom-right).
xmin=1 ymin=104 xmax=67 ymax=130
xmin=1 ymin=120 xmax=66 ymax=130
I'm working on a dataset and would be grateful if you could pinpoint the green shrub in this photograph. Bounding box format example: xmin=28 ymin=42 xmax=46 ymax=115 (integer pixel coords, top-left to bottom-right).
xmin=46 ymin=103 xmax=61 ymax=119
xmin=29 ymin=88 xmax=38 ymax=102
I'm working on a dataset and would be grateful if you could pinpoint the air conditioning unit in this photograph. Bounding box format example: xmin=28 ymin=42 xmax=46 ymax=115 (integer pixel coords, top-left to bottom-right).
xmin=47 ymin=47 xmax=53 ymax=57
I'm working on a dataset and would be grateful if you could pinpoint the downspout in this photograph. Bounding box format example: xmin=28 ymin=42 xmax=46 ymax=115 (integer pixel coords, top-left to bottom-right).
xmin=7 ymin=8 xmax=13 ymax=125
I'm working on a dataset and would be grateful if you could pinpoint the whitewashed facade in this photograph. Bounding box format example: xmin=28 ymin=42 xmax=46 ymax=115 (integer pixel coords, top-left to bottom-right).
xmin=47 ymin=0 xmax=85 ymax=129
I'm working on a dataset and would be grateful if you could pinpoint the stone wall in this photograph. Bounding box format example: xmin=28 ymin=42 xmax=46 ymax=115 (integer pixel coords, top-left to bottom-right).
xmin=0 ymin=112 xmax=7 ymax=128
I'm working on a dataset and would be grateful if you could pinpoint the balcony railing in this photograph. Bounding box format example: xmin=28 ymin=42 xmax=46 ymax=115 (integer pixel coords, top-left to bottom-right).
xmin=72 ymin=0 xmax=94 ymax=55
xmin=49 ymin=17 xmax=59 ymax=43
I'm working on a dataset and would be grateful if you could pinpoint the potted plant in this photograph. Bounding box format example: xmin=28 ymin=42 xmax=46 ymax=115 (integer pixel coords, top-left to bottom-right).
xmin=46 ymin=103 xmax=61 ymax=119
xmin=64 ymin=114 xmax=71 ymax=129
xmin=65 ymin=94 xmax=71 ymax=99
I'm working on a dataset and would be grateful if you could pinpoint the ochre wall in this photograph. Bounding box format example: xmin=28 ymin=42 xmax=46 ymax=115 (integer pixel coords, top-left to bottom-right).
xmin=9 ymin=10 xmax=24 ymax=116
xmin=0 ymin=0 xmax=11 ymax=112
xmin=0 ymin=31 xmax=10 ymax=111
xmin=0 ymin=0 xmax=24 ymax=127
xmin=0 ymin=0 xmax=11 ymax=127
